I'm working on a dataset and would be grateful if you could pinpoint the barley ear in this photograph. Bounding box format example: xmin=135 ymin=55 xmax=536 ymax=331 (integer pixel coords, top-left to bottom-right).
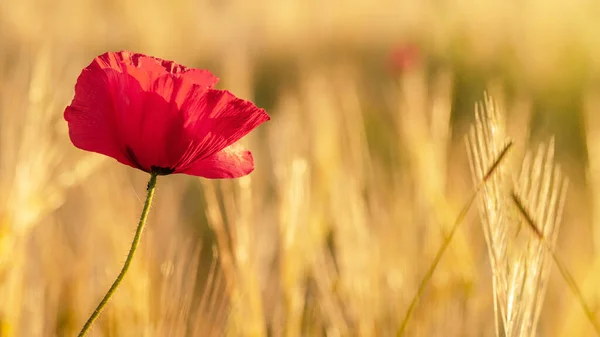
xmin=511 ymin=189 xmax=600 ymax=335
xmin=396 ymin=93 xmax=513 ymax=336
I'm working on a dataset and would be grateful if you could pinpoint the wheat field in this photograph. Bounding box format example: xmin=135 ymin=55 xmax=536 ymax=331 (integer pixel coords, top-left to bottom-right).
xmin=1 ymin=0 xmax=600 ymax=336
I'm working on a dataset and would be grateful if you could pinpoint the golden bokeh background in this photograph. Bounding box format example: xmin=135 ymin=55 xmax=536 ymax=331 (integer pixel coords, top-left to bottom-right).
xmin=1 ymin=0 xmax=600 ymax=336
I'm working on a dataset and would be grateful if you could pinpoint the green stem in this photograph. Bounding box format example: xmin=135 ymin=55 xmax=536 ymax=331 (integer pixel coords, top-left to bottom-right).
xmin=77 ymin=172 xmax=158 ymax=337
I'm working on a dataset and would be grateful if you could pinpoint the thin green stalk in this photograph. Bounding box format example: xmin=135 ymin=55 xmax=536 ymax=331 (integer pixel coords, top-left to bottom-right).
xmin=77 ymin=172 xmax=159 ymax=337
xmin=397 ymin=141 xmax=513 ymax=337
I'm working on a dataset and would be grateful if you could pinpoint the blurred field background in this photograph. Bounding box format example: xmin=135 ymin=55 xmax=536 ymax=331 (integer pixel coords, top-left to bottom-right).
xmin=2 ymin=0 xmax=600 ymax=336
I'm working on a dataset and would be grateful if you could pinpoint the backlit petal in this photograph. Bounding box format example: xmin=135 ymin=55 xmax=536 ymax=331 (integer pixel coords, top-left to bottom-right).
xmin=182 ymin=143 xmax=255 ymax=178
xmin=174 ymin=89 xmax=270 ymax=171
xmin=64 ymin=67 xmax=135 ymax=168
xmin=91 ymin=51 xmax=218 ymax=87
xmin=116 ymin=75 xmax=189 ymax=170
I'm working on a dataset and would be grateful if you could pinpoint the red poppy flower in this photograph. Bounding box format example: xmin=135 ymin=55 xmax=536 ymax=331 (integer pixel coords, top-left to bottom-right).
xmin=64 ymin=51 xmax=270 ymax=178
xmin=388 ymin=42 xmax=421 ymax=73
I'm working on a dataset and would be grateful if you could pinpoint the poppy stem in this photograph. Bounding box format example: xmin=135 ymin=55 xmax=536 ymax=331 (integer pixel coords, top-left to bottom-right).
xmin=77 ymin=172 xmax=159 ymax=337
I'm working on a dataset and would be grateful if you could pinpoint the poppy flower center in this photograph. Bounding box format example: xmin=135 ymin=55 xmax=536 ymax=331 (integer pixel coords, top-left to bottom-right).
xmin=125 ymin=146 xmax=174 ymax=175
xmin=150 ymin=166 xmax=175 ymax=175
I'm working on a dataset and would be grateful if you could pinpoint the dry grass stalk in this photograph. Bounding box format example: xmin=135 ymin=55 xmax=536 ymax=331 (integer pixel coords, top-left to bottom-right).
xmin=512 ymin=181 xmax=600 ymax=335
xmin=397 ymin=94 xmax=513 ymax=336
xmin=467 ymin=94 xmax=570 ymax=337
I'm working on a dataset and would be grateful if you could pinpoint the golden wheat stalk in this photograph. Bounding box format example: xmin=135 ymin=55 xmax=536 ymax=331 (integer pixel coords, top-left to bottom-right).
xmin=512 ymin=187 xmax=600 ymax=335
xmin=466 ymin=94 xmax=516 ymax=336
xmin=396 ymin=94 xmax=513 ymax=336
xmin=466 ymin=93 xmax=578 ymax=337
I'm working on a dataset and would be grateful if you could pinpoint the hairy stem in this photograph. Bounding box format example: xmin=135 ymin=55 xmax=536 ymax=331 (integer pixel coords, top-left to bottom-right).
xmin=77 ymin=172 xmax=158 ymax=337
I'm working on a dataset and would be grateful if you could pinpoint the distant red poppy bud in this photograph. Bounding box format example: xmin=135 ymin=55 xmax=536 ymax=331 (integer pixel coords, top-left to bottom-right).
xmin=65 ymin=51 xmax=270 ymax=178
xmin=388 ymin=43 xmax=421 ymax=73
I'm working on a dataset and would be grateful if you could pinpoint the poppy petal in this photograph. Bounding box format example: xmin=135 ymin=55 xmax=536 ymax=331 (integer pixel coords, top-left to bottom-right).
xmin=112 ymin=74 xmax=187 ymax=171
xmin=182 ymin=143 xmax=255 ymax=178
xmin=150 ymin=70 xmax=215 ymax=107
xmin=174 ymin=89 xmax=270 ymax=171
xmin=90 ymin=51 xmax=218 ymax=90
xmin=64 ymin=67 xmax=135 ymax=168
xmin=180 ymin=68 xmax=219 ymax=87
